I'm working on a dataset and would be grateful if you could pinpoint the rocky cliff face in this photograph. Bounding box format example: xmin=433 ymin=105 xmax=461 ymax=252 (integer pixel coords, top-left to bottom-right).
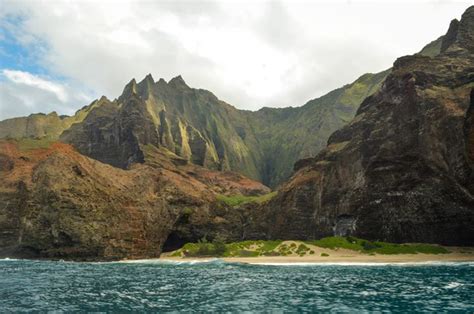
xmin=258 ymin=7 xmax=474 ymax=245
xmin=61 ymin=75 xmax=261 ymax=176
xmin=1 ymin=71 xmax=388 ymax=188
xmin=0 ymin=140 xmax=268 ymax=260
xmin=245 ymin=70 xmax=389 ymax=186
xmin=0 ymin=109 xmax=89 ymax=140
xmin=3 ymin=6 xmax=459 ymax=188
xmin=0 ymin=6 xmax=472 ymax=261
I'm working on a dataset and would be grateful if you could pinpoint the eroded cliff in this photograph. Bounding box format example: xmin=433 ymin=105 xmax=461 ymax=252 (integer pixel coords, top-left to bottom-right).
xmin=258 ymin=7 xmax=474 ymax=245
xmin=0 ymin=140 xmax=268 ymax=260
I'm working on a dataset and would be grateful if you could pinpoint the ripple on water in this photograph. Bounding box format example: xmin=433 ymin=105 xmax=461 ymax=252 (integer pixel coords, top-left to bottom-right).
xmin=0 ymin=260 xmax=472 ymax=312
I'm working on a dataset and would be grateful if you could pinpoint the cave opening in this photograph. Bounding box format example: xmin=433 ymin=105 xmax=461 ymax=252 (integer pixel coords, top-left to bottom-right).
xmin=161 ymin=231 xmax=188 ymax=253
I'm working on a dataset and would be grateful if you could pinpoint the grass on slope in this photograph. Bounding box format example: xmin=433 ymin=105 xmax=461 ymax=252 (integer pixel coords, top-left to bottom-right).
xmin=16 ymin=138 xmax=55 ymax=151
xmin=169 ymin=237 xmax=449 ymax=258
xmin=216 ymin=191 xmax=277 ymax=206
xmin=305 ymin=236 xmax=449 ymax=255
xmin=171 ymin=239 xmax=283 ymax=258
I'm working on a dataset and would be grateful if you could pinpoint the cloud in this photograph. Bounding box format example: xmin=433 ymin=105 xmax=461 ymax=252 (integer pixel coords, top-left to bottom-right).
xmin=3 ymin=69 xmax=67 ymax=101
xmin=0 ymin=69 xmax=91 ymax=119
xmin=0 ymin=0 xmax=472 ymax=118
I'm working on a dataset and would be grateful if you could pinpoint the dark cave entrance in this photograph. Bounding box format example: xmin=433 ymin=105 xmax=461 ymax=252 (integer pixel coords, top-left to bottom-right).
xmin=161 ymin=231 xmax=188 ymax=253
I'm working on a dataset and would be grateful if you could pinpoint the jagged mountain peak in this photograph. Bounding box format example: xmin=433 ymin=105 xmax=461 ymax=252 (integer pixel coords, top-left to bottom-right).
xmin=98 ymin=95 xmax=110 ymax=102
xmin=260 ymin=6 xmax=474 ymax=244
xmin=440 ymin=5 xmax=474 ymax=53
xmin=441 ymin=19 xmax=460 ymax=53
xmin=0 ymin=66 xmax=389 ymax=186
xmin=4 ymin=3 xmax=469 ymax=187
xmin=136 ymin=74 xmax=157 ymax=99
xmin=120 ymin=74 xmax=190 ymax=101
xmin=143 ymin=73 xmax=155 ymax=83
xmin=121 ymin=78 xmax=138 ymax=98
xmin=168 ymin=75 xmax=189 ymax=89
xmin=463 ymin=4 xmax=474 ymax=19
xmin=1 ymin=6 xmax=473 ymax=263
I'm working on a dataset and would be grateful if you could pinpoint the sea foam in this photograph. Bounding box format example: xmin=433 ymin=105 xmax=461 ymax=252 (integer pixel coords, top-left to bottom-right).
xmin=248 ymin=261 xmax=474 ymax=267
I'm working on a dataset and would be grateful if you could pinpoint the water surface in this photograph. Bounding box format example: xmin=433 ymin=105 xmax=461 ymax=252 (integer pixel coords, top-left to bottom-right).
xmin=1 ymin=259 xmax=473 ymax=312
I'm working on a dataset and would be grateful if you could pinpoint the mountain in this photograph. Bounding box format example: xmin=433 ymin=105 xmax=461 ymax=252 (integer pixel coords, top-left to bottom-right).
xmin=1 ymin=4 xmax=459 ymax=189
xmin=0 ymin=72 xmax=389 ymax=188
xmin=256 ymin=6 xmax=474 ymax=245
xmin=0 ymin=108 xmax=90 ymax=140
xmin=0 ymin=6 xmax=472 ymax=260
xmin=0 ymin=138 xmax=270 ymax=260
xmin=0 ymin=71 xmax=389 ymax=260
xmin=243 ymin=70 xmax=389 ymax=186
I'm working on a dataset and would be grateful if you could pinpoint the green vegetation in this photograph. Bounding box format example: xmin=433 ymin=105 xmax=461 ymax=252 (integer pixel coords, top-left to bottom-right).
xmin=306 ymin=236 xmax=362 ymax=251
xmin=175 ymin=238 xmax=228 ymax=257
xmin=306 ymin=236 xmax=449 ymax=255
xmin=274 ymin=242 xmax=314 ymax=256
xmin=418 ymin=36 xmax=443 ymax=57
xmin=296 ymin=244 xmax=310 ymax=256
xmin=216 ymin=191 xmax=277 ymax=206
xmin=0 ymin=68 xmax=389 ymax=188
xmin=244 ymin=68 xmax=390 ymax=187
xmin=182 ymin=207 xmax=193 ymax=215
xmin=277 ymin=243 xmax=290 ymax=256
xmin=16 ymin=138 xmax=55 ymax=151
xmin=259 ymin=240 xmax=282 ymax=252
xmin=170 ymin=250 xmax=183 ymax=257
xmin=169 ymin=236 xmax=449 ymax=258
xmin=171 ymin=239 xmax=283 ymax=257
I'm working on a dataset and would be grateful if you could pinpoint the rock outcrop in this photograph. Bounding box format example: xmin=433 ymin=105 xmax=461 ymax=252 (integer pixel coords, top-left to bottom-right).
xmin=0 ymin=6 xmax=472 ymax=262
xmin=0 ymin=140 xmax=268 ymax=260
xmin=2 ymin=5 xmax=459 ymax=188
xmin=1 ymin=72 xmax=389 ymax=187
xmin=258 ymin=6 xmax=474 ymax=245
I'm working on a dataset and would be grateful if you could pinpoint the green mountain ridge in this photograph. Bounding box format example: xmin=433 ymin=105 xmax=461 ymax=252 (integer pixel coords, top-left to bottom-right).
xmin=0 ymin=70 xmax=390 ymax=187
xmin=0 ymin=35 xmax=442 ymax=187
xmin=255 ymin=6 xmax=474 ymax=245
xmin=0 ymin=6 xmax=471 ymax=262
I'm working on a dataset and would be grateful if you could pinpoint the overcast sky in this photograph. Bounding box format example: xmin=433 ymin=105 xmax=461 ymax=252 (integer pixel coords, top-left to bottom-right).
xmin=0 ymin=0 xmax=471 ymax=120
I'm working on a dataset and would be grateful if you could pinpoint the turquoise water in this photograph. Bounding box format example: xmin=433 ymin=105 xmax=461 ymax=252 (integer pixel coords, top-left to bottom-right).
xmin=0 ymin=259 xmax=473 ymax=312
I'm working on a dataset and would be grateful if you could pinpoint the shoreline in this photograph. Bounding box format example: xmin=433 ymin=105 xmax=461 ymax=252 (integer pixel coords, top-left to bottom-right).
xmin=1 ymin=253 xmax=473 ymax=265
xmin=159 ymin=247 xmax=474 ymax=265
xmin=1 ymin=244 xmax=473 ymax=264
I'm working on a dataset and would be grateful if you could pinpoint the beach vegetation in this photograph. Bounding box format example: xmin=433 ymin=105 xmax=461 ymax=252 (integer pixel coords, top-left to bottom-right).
xmin=174 ymin=239 xmax=283 ymax=257
xmin=169 ymin=236 xmax=449 ymax=258
xmin=305 ymin=236 xmax=449 ymax=254
xmin=296 ymin=244 xmax=310 ymax=255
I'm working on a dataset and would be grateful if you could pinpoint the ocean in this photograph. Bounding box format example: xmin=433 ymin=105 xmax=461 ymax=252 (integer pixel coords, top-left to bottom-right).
xmin=0 ymin=259 xmax=473 ymax=312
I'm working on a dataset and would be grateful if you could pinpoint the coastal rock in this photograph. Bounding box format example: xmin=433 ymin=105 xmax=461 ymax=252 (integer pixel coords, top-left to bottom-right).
xmin=0 ymin=140 xmax=268 ymax=260
xmin=0 ymin=6 xmax=472 ymax=262
xmin=258 ymin=7 xmax=474 ymax=245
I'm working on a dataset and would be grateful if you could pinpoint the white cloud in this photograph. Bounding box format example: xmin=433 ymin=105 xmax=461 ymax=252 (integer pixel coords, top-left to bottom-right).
xmin=0 ymin=69 xmax=91 ymax=119
xmin=0 ymin=0 xmax=472 ymax=118
xmin=3 ymin=69 xmax=68 ymax=102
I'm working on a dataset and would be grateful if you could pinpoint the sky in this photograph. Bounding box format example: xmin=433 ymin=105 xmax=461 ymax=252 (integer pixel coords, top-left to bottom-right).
xmin=0 ymin=0 xmax=472 ymax=120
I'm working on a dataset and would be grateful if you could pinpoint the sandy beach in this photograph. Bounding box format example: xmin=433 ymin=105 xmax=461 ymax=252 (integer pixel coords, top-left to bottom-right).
xmin=160 ymin=245 xmax=474 ymax=264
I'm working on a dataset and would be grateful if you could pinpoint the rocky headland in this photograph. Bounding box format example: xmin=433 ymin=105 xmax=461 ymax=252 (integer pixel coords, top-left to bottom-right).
xmin=0 ymin=6 xmax=473 ymax=260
